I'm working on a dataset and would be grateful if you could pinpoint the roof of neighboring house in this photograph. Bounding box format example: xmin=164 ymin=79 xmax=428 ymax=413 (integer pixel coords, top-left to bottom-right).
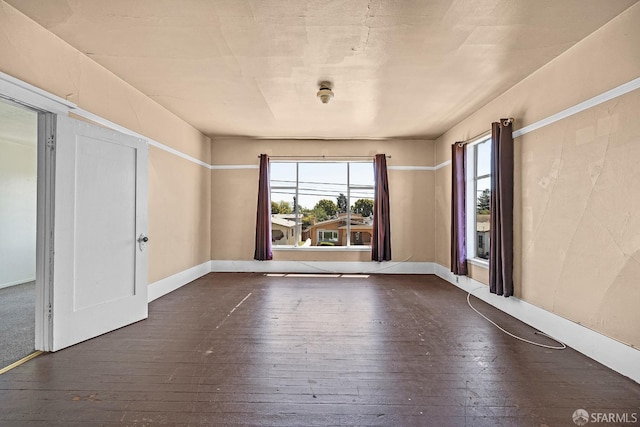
xmin=308 ymin=214 xmax=370 ymax=229
xmin=477 ymin=223 xmax=490 ymax=232
xmin=272 ymin=213 xmax=302 ymax=220
xmin=271 ymin=217 xmax=296 ymax=227
xmin=476 ymin=214 xmax=490 ymax=232
xmin=309 ymin=218 xmax=342 ymax=228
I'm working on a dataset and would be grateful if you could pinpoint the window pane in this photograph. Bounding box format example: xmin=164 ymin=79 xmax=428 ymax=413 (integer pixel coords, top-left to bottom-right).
xmin=298 ymin=163 xmax=346 ymax=247
xmin=476 ymin=139 xmax=491 ymax=177
xmin=270 ymin=163 xmax=296 ymax=213
xmin=298 ymin=163 xmax=346 ymax=213
xmin=270 ymin=162 xmax=296 ymax=188
xmin=476 ymin=177 xmax=490 ymax=214
xmin=349 ymin=162 xmax=375 ymax=216
xmin=349 ymin=162 xmax=374 ymax=186
xmin=475 ymin=176 xmax=491 ymax=259
xmin=270 ymin=163 xmax=298 ymax=246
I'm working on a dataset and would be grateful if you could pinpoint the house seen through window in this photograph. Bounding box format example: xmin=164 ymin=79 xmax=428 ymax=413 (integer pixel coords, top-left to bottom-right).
xmin=270 ymin=161 xmax=374 ymax=248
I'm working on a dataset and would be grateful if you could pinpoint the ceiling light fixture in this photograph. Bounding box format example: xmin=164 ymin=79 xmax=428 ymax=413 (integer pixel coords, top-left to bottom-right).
xmin=317 ymin=81 xmax=334 ymax=104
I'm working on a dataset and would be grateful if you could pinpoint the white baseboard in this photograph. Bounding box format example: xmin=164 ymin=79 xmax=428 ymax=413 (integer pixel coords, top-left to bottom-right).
xmin=0 ymin=277 xmax=36 ymax=290
xmin=210 ymin=260 xmax=435 ymax=274
xmin=434 ymin=263 xmax=640 ymax=384
xmin=147 ymin=260 xmax=434 ymax=303
xmin=147 ymin=261 xmax=212 ymax=302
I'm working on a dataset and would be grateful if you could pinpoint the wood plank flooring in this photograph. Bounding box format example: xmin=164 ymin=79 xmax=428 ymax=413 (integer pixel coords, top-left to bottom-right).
xmin=0 ymin=273 xmax=638 ymax=426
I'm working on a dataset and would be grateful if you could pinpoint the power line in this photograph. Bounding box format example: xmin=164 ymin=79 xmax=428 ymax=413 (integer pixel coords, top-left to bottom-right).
xmin=272 ymin=188 xmax=373 ymax=194
xmin=271 ymin=192 xmax=374 ymax=199
xmin=271 ymin=179 xmax=374 ymax=187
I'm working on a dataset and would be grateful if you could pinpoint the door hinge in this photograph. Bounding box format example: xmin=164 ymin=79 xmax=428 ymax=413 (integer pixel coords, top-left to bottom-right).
xmin=47 ymin=302 xmax=52 ymax=319
xmin=46 ymin=134 xmax=55 ymax=150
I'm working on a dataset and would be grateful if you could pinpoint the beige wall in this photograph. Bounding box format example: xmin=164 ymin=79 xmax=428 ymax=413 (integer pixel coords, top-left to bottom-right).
xmin=435 ymin=3 xmax=640 ymax=347
xmin=148 ymin=147 xmax=211 ymax=283
xmin=210 ymin=138 xmax=435 ymax=262
xmin=0 ymin=2 xmax=211 ymax=283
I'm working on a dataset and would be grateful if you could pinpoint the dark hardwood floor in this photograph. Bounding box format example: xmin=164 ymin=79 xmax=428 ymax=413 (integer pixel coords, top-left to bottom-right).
xmin=0 ymin=273 xmax=638 ymax=426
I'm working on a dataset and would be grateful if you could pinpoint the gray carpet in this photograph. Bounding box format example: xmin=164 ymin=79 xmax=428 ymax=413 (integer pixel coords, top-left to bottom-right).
xmin=0 ymin=281 xmax=35 ymax=369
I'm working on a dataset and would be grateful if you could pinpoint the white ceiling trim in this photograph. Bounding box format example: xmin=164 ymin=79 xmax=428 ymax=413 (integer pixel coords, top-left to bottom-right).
xmin=210 ymin=164 xmax=259 ymax=170
xmin=513 ymin=76 xmax=640 ymax=139
xmin=435 ymin=160 xmax=452 ymax=170
xmin=388 ymin=165 xmax=437 ymax=171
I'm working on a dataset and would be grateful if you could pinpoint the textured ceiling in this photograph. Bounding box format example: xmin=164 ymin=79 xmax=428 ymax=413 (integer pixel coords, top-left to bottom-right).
xmin=5 ymin=0 xmax=638 ymax=139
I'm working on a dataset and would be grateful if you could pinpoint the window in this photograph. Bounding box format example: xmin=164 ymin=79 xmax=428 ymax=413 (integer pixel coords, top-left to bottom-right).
xmin=317 ymin=230 xmax=338 ymax=245
xmin=270 ymin=161 xmax=374 ymax=248
xmin=467 ymin=137 xmax=491 ymax=261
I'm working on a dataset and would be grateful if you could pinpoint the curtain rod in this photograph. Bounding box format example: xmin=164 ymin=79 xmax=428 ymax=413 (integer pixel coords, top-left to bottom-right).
xmin=259 ymin=155 xmax=391 ymax=159
xmin=457 ymin=129 xmax=490 ymax=147
xmin=457 ymin=117 xmax=514 ymax=147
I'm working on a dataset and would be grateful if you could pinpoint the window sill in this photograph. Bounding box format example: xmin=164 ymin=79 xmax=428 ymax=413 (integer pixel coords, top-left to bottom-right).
xmin=272 ymin=246 xmax=371 ymax=252
xmin=467 ymin=258 xmax=489 ymax=268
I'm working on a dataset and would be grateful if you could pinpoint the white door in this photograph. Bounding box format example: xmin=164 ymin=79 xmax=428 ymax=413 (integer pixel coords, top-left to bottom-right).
xmin=50 ymin=115 xmax=148 ymax=351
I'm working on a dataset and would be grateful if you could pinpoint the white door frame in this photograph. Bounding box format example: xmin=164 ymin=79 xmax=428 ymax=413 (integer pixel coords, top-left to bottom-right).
xmin=35 ymin=111 xmax=56 ymax=351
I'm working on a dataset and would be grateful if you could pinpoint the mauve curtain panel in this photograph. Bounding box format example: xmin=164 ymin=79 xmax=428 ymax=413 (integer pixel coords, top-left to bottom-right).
xmin=489 ymin=120 xmax=514 ymax=296
xmin=254 ymin=154 xmax=272 ymax=261
xmin=372 ymin=154 xmax=392 ymax=261
xmin=451 ymin=143 xmax=468 ymax=275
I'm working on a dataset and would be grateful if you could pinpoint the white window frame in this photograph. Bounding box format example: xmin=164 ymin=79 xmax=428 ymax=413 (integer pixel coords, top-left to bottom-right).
xmin=465 ymin=136 xmax=491 ymax=266
xmin=269 ymin=160 xmax=374 ymax=250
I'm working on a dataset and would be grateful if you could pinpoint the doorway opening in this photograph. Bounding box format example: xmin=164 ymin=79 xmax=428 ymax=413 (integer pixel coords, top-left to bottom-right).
xmin=0 ymin=98 xmax=39 ymax=369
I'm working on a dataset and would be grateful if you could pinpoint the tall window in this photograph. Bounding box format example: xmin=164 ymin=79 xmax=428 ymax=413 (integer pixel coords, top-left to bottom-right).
xmin=270 ymin=161 xmax=374 ymax=248
xmin=467 ymin=137 xmax=491 ymax=260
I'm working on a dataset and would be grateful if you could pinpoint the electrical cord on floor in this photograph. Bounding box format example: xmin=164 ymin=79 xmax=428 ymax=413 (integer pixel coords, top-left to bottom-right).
xmin=467 ymin=286 xmax=566 ymax=350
